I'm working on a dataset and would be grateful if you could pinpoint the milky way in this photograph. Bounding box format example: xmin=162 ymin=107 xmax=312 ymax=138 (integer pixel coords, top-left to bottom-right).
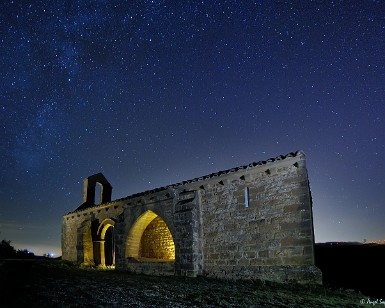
xmin=1 ymin=1 xmax=385 ymax=255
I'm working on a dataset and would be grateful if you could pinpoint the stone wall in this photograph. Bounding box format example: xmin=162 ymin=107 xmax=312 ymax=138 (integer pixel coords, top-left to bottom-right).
xmin=139 ymin=216 xmax=175 ymax=260
xmin=62 ymin=151 xmax=321 ymax=283
xmin=61 ymin=201 xmax=125 ymax=264
xmin=173 ymin=190 xmax=203 ymax=277
xmin=164 ymin=152 xmax=321 ymax=283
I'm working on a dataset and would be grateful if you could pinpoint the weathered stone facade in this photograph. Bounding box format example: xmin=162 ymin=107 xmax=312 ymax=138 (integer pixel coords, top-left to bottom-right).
xmin=62 ymin=151 xmax=322 ymax=283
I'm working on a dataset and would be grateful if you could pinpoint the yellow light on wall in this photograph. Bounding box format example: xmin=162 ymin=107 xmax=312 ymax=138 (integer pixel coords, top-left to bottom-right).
xmin=83 ymin=223 xmax=94 ymax=265
xmin=140 ymin=216 xmax=175 ymax=260
xmin=126 ymin=210 xmax=175 ymax=261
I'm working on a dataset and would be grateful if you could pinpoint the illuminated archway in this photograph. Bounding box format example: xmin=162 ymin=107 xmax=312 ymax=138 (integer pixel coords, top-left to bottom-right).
xmin=95 ymin=218 xmax=115 ymax=266
xmin=126 ymin=210 xmax=175 ymax=261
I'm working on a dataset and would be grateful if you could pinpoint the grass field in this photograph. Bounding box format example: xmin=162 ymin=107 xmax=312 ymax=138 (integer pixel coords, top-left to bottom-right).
xmin=0 ymin=259 xmax=369 ymax=307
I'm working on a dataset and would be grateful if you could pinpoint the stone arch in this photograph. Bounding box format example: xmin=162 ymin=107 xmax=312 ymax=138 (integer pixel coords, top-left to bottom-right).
xmin=97 ymin=218 xmax=115 ymax=238
xmin=94 ymin=218 xmax=116 ymax=266
xmin=125 ymin=210 xmax=175 ymax=261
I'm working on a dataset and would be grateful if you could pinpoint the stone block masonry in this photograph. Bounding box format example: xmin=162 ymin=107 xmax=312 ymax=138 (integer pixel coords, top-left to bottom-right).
xmin=62 ymin=151 xmax=322 ymax=284
xmin=139 ymin=216 xmax=175 ymax=260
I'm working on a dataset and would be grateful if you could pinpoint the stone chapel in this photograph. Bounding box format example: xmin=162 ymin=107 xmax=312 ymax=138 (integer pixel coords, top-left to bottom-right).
xmin=62 ymin=151 xmax=321 ymax=283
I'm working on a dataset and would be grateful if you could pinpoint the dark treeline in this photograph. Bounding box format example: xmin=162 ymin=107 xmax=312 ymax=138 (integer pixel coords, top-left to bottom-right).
xmin=0 ymin=239 xmax=35 ymax=260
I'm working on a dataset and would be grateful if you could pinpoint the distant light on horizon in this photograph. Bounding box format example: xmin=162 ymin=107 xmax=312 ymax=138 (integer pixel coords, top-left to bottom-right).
xmin=12 ymin=242 xmax=61 ymax=257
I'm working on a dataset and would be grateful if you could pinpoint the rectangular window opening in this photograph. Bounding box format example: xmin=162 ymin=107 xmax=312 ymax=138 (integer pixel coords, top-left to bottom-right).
xmin=244 ymin=187 xmax=250 ymax=208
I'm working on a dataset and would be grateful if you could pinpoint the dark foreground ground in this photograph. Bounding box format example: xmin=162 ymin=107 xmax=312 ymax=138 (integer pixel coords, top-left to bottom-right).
xmin=315 ymin=243 xmax=385 ymax=299
xmin=0 ymin=259 xmax=371 ymax=307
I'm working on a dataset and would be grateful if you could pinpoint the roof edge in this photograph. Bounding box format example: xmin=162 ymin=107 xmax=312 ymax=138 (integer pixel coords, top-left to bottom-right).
xmin=64 ymin=150 xmax=304 ymax=215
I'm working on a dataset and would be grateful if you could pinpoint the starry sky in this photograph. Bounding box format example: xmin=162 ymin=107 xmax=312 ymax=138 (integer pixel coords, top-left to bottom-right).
xmin=1 ymin=1 xmax=384 ymax=256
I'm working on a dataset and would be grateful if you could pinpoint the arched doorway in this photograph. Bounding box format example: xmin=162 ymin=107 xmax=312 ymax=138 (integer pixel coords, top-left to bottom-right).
xmin=95 ymin=218 xmax=115 ymax=267
xmin=104 ymin=225 xmax=114 ymax=266
xmin=126 ymin=210 xmax=175 ymax=261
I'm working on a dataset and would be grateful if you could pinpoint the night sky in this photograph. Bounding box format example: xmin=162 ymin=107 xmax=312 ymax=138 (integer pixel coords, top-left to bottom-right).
xmin=1 ymin=1 xmax=384 ymax=256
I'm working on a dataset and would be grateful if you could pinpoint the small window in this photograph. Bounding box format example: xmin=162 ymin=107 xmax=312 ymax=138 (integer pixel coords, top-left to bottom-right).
xmin=244 ymin=187 xmax=249 ymax=208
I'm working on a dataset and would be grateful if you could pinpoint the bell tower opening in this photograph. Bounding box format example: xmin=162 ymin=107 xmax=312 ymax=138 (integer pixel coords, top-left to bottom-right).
xmin=81 ymin=173 xmax=112 ymax=207
xmin=95 ymin=182 xmax=103 ymax=205
xmin=75 ymin=173 xmax=112 ymax=212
